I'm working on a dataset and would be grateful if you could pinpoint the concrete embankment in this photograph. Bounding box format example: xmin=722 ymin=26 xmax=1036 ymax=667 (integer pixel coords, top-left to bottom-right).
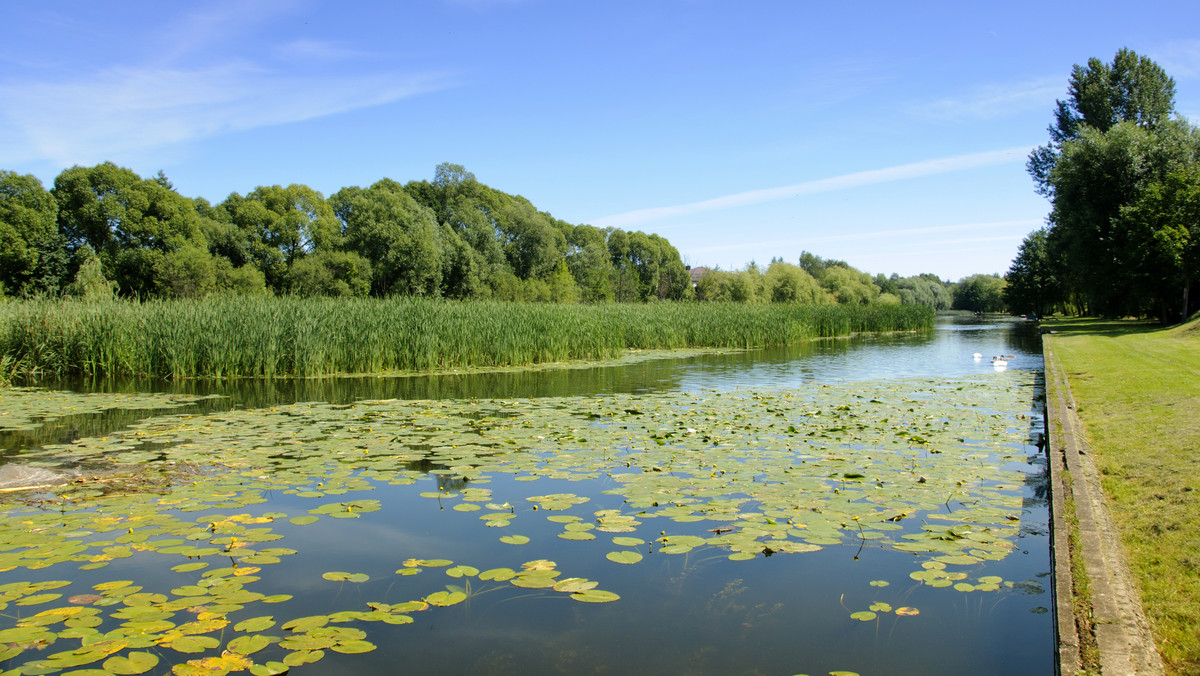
xmin=1044 ymin=341 xmax=1164 ymax=675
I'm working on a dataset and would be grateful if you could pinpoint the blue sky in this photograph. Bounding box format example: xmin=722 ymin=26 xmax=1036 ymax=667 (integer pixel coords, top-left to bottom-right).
xmin=3 ymin=1 xmax=1199 ymax=281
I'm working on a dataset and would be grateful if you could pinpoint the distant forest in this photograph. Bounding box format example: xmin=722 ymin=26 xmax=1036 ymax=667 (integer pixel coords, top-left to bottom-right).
xmin=0 ymin=161 xmax=1003 ymax=312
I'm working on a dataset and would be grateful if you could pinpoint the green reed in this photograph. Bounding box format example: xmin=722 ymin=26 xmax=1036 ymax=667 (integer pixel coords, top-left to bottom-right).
xmin=0 ymin=297 xmax=933 ymax=380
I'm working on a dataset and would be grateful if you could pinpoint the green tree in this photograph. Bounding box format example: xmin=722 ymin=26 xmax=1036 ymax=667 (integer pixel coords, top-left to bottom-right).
xmin=952 ymin=274 xmax=1007 ymax=313
xmin=1028 ymin=48 xmax=1177 ymax=197
xmin=219 ymin=185 xmax=339 ymax=293
xmin=1004 ymin=229 xmax=1061 ymax=317
xmin=894 ymin=274 xmax=952 ymax=310
xmin=53 ymin=163 xmax=204 ymax=295
xmin=287 ymin=251 xmax=372 ymax=297
xmin=1045 ymin=120 xmax=1198 ymax=315
xmin=1119 ymin=167 xmax=1200 ymax=321
xmin=563 ymin=224 xmax=614 ymax=302
xmin=820 ymin=266 xmax=879 ymax=305
xmin=157 ymin=245 xmax=218 ymax=298
xmin=764 ymin=261 xmax=826 ymax=303
xmin=0 ymin=171 xmax=58 ymax=296
xmin=331 ymin=180 xmax=443 ymax=296
xmin=67 ymin=246 xmax=116 ymax=301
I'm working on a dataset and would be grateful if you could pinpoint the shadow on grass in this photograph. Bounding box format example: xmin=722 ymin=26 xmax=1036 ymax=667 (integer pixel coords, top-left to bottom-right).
xmin=1040 ymin=316 xmax=1174 ymax=338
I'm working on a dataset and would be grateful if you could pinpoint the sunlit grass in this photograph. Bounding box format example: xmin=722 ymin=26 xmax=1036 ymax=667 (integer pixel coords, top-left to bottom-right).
xmin=0 ymin=297 xmax=933 ymax=380
xmin=1044 ymin=315 xmax=1200 ymax=674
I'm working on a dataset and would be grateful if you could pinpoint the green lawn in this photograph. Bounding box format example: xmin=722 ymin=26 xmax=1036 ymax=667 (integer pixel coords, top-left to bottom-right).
xmin=1045 ymin=316 xmax=1200 ymax=674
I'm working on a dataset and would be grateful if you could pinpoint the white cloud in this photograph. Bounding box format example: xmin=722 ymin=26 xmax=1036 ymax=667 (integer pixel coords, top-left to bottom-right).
xmin=1153 ymin=39 xmax=1200 ymax=79
xmin=0 ymin=64 xmax=454 ymax=166
xmin=916 ymin=77 xmax=1062 ymax=120
xmin=683 ymin=218 xmax=1042 ymax=256
xmin=592 ymin=147 xmax=1036 ymax=229
xmin=273 ymin=39 xmax=371 ymax=62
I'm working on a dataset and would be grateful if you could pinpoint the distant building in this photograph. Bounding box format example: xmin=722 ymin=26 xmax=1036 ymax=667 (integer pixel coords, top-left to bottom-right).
xmin=687 ymin=266 xmax=710 ymax=287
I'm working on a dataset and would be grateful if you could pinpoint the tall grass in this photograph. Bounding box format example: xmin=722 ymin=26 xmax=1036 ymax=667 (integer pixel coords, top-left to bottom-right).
xmin=0 ymin=297 xmax=933 ymax=380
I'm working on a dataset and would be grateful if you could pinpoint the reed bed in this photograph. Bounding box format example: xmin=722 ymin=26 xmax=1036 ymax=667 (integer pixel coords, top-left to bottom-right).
xmin=0 ymin=297 xmax=933 ymax=380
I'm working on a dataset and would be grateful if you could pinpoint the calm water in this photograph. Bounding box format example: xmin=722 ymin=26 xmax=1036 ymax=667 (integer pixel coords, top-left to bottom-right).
xmin=2 ymin=315 xmax=1053 ymax=675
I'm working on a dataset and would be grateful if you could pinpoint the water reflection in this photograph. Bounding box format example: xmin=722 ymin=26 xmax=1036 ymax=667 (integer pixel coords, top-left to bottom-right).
xmin=0 ymin=314 xmax=1053 ymax=675
xmin=4 ymin=315 xmax=1043 ymax=454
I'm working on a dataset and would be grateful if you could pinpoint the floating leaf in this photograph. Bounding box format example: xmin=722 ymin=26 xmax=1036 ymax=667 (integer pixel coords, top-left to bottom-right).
xmin=425 ymin=591 xmax=466 ymax=607
xmin=499 ymin=535 xmax=530 ymax=545
xmin=331 ymin=640 xmax=376 ymax=654
xmin=232 ymin=619 xmax=274 ymax=633
xmin=226 ymin=634 xmax=273 ymax=656
xmin=322 ymin=572 xmax=369 ymax=583
xmin=166 ymin=635 xmax=221 ymax=653
xmin=479 ymin=568 xmax=517 ymax=581
xmin=895 ymin=607 xmax=920 ymax=616
xmin=553 ymin=578 xmax=598 ymax=593
xmin=570 ymin=589 xmax=620 ymax=603
xmin=103 ymin=651 xmax=159 ymax=675
xmin=606 ymin=551 xmax=643 ymax=564
xmin=281 ymin=616 xmax=328 ymax=632
xmin=850 ymin=611 xmax=877 ymax=622
xmin=446 ymin=565 xmax=479 ymax=578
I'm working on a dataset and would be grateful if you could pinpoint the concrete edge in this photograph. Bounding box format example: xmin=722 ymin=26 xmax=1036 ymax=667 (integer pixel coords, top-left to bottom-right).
xmin=1044 ymin=340 xmax=1165 ymax=675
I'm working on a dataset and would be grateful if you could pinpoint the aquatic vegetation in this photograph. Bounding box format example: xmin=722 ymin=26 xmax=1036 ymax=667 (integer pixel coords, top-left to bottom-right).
xmin=0 ymin=369 xmax=1038 ymax=673
xmin=0 ymin=297 xmax=933 ymax=379
xmin=0 ymin=389 xmax=216 ymax=433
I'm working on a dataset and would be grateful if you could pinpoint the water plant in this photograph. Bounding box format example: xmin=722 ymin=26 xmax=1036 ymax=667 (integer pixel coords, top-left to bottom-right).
xmin=0 ymin=297 xmax=933 ymax=380
xmin=0 ymin=368 xmax=1043 ymax=674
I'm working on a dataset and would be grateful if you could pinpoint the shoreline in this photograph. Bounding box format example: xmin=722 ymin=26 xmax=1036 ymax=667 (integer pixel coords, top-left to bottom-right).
xmin=1044 ymin=340 xmax=1164 ymax=674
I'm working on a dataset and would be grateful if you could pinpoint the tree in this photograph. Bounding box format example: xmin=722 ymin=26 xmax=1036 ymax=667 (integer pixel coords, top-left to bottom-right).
xmin=1119 ymin=167 xmax=1200 ymax=321
xmin=1004 ymin=228 xmax=1061 ymax=317
xmin=67 ymin=246 xmax=116 ymax=301
xmin=1045 ymin=120 xmax=1198 ymax=315
xmin=952 ymin=274 xmax=1006 ymax=313
xmin=331 ymin=180 xmax=443 ymax=296
xmin=894 ymin=274 xmax=952 ymax=310
xmin=53 ymin=163 xmax=204 ymax=295
xmin=0 ymin=171 xmax=58 ymax=295
xmin=820 ymin=266 xmax=879 ymax=305
xmin=563 ymin=224 xmax=614 ymax=302
xmin=1028 ymin=48 xmax=1177 ymax=197
xmin=765 ymin=261 xmax=825 ymax=303
xmin=220 ymin=185 xmax=339 ymax=293
xmin=287 ymin=251 xmax=372 ymax=297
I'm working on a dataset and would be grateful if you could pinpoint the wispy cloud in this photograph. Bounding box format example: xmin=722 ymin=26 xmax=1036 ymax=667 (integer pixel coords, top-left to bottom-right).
xmin=159 ymin=0 xmax=305 ymax=63
xmin=915 ymin=77 xmax=1061 ymax=120
xmin=593 ymin=147 xmax=1035 ymax=229
xmin=685 ymin=218 xmax=1042 ymax=255
xmin=0 ymin=64 xmax=454 ymax=166
xmin=273 ymin=39 xmax=372 ymax=62
xmin=1153 ymin=39 xmax=1200 ymax=79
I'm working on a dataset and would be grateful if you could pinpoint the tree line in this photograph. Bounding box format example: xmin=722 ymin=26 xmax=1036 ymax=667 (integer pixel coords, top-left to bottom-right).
xmin=1008 ymin=48 xmax=1200 ymax=323
xmin=1 ymin=159 xmax=1000 ymax=311
xmin=693 ymin=252 xmax=1004 ymax=313
xmin=0 ymin=162 xmax=693 ymax=304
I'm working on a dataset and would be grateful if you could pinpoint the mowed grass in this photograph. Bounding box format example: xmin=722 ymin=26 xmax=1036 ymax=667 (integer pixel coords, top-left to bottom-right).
xmin=1044 ymin=315 xmax=1200 ymax=674
xmin=0 ymin=297 xmax=932 ymax=380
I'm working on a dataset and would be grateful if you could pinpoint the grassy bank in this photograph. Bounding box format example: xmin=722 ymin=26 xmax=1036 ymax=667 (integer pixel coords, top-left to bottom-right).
xmin=1044 ymin=315 xmax=1200 ymax=673
xmin=0 ymin=297 xmax=932 ymax=380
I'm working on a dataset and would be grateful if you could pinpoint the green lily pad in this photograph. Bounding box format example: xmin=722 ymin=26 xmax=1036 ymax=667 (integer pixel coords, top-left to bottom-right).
xmin=570 ymin=589 xmax=620 ymax=603
xmin=605 ymin=551 xmax=643 ymax=564
xmin=102 ymin=651 xmax=159 ymax=675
